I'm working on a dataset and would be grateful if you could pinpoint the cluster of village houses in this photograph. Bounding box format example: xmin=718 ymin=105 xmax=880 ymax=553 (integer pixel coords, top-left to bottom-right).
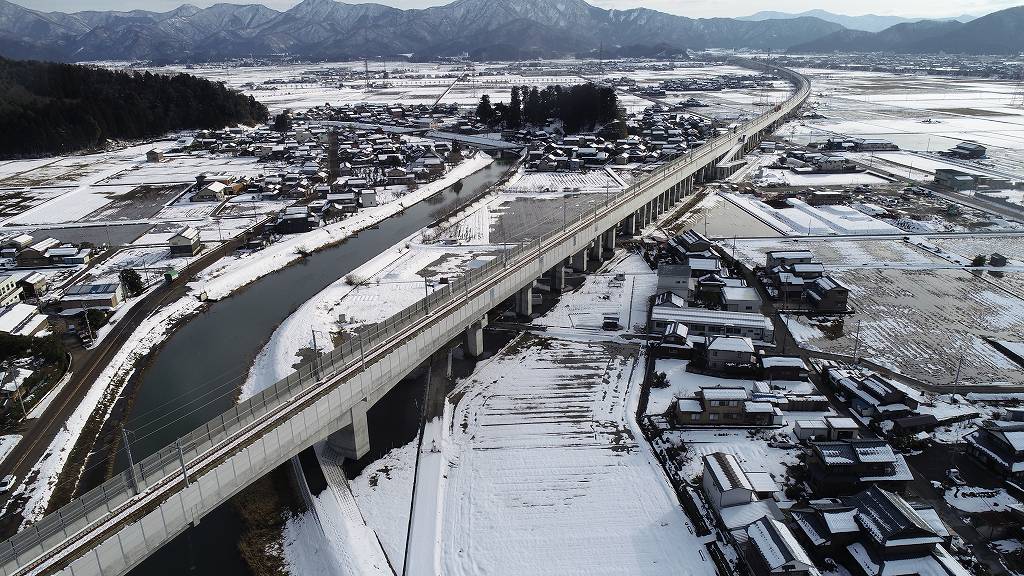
xmin=640 ymin=229 xmax=1014 ymax=576
xmin=177 ymin=108 xmax=471 ymax=235
xmin=517 ymin=109 xmax=715 ymax=172
xmin=627 ymin=72 xmax=778 ymax=98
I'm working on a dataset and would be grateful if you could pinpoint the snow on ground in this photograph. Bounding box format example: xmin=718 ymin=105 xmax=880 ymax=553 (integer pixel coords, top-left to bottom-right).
xmin=281 ymin=485 xmax=391 ymax=576
xmin=730 ymin=237 xmax=944 ymax=269
xmin=437 ymin=333 xmax=715 ymax=576
xmin=240 ymin=242 xmax=488 ymax=398
xmin=943 ymin=486 xmax=1023 ymax=513
xmin=194 ymin=152 xmax=493 ymax=301
xmin=406 ymin=415 xmax=448 ymax=576
xmin=349 ymin=439 xmax=418 ymax=573
xmin=0 ymin=435 xmax=21 ymax=467
xmin=759 ymin=169 xmax=889 ymax=186
xmin=535 ymin=252 xmax=655 ymax=334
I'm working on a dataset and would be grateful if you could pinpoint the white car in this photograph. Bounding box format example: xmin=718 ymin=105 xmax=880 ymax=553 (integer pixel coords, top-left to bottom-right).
xmin=0 ymin=475 xmax=15 ymax=493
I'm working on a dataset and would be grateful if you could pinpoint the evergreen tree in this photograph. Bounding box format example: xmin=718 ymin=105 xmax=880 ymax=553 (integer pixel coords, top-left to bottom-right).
xmin=119 ymin=269 xmax=145 ymax=296
xmin=508 ymin=86 xmax=522 ymax=129
xmin=475 ymin=95 xmax=495 ymax=125
xmin=272 ymin=110 xmax=292 ymax=132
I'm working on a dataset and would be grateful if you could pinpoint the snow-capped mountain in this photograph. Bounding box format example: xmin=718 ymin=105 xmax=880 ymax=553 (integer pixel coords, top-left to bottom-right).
xmin=0 ymin=0 xmax=848 ymax=62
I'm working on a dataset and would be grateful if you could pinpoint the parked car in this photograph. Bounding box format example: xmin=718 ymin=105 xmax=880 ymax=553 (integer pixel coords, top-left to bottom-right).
xmin=0 ymin=475 xmax=15 ymax=493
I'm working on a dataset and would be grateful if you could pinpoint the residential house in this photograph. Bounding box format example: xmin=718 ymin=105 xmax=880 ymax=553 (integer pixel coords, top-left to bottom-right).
xmin=59 ymin=282 xmax=124 ymax=310
xmin=275 ymin=206 xmax=319 ymax=234
xmin=703 ymin=336 xmax=757 ymax=372
xmin=146 ymin=149 xmax=165 ymax=162
xmin=733 ymin=517 xmax=820 ymax=576
xmin=678 ymin=229 xmax=712 ymax=253
xmin=790 ymin=486 xmax=967 ymax=576
xmin=674 ymin=387 xmax=783 ymax=427
xmin=191 ymin=181 xmax=229 ymax=202
xmin=805 ymin=276 xmax=849 ymax=312
xmin=934 ymin=169 xmax=976 ymax=191
xmin=721 ymin=286 xmax=761 ymax=312
xmin=806 ymin=439 xmax=913 ymax=495
xmin=650 ymin=307 xmax=774 ymax=343
xmin=46 ymin=246 xmax=91 ymax=265
xmin=0 ymin=274 xmax=23 ymax=306
xmin=760 ymin=356 xmax=808 ymax=381
xmin=16 ymin=238 xmax=60 ymax=267
xmin=949 ymin=141 xmax=986 ymax=159
xmin=701 ymin=453 xmax=817 ymax=576
xmin=656 ymin=265 xmax=691 ymax=297
xmin=15 ymin=272 xmax=46 ymax=299
xmin=793 ymin=416 xmax=859 ymax=442
xmin=766 ymin=250 xmax=814 ymax=268
xmin=169 ymin=226 xmax=202 ymax=256
xmin=966 ymin=420 xmax=1024 ymax=481
xmin=0 ymin=303 xmax=48 ymax=336
xmin=827 ymin=368 xmax=920 ymax=421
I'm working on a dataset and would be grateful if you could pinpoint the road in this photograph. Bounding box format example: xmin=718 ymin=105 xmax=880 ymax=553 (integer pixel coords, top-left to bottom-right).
xmin=0 ymin=224 xmax=262 ymax=536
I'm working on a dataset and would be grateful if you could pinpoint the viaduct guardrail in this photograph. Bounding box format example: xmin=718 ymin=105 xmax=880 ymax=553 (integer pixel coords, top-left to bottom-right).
xmin=0 ymin=58 xmax=809 ymax=576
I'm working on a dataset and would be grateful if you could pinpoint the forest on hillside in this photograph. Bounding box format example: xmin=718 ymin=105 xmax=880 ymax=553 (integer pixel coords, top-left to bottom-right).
xmin=0 ymin=58 xmax=268 ymax=158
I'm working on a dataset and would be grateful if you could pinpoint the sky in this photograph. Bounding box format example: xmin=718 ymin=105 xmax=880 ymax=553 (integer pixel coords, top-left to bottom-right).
xmin=13 ymin=0 xmax=1016 ymax=19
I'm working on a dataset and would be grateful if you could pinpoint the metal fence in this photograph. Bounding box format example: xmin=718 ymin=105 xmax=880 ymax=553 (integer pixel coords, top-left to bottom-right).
xmin=0 ymin=59 xmax=810 ymax=574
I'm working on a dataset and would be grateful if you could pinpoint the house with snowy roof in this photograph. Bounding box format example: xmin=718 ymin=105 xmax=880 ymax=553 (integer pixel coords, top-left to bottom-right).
xmin=966 ymin=420 xmax=1024 ymax=482
xmin=673 ymin=386 xmax=783 ymax=427
xmin=805 ymin=276 xmax=849 ymax=313
xmin=806 ymin=439 xmax=913 ymax=496
xmin=734 ymin=516 xmax=821 ymax=576
xmin=790 ymin=486 xmax=967 ymax=576
xmin=704 ymin=335 xmax=757 ymax=372
xmin=826 ymin=368 xmax=920 ymax=422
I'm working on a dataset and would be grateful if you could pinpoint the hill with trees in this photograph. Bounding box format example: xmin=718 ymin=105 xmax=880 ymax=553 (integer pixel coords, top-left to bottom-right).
xmin=0 ymin=57 xmax=268 ymax=157
xmin=476 ymin=83 xmax=619 ymax=133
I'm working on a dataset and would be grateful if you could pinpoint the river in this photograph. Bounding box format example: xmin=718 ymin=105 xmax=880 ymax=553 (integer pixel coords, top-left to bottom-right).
xmin=99 ymin=158 xmax=512 ymax=576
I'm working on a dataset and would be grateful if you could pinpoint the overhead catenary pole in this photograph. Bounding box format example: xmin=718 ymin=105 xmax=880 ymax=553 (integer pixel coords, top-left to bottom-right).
xmin=176 ymin=439 xmax=189 ymax=488
xmin=123 ymin=428 xmax=138 ymax=494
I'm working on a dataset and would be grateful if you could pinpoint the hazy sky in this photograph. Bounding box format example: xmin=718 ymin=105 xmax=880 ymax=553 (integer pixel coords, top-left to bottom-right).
xmin=14 ymin=0 xmax=1016 ymax=19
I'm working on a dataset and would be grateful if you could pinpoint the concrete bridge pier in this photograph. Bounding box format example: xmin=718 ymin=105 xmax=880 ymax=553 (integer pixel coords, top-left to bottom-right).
xmin=514 ymin=282 xmax=535 ymax=317
xmin=327 ymin=399 xmax=370 ymax=461
xmin=548 ymin=263 xmax=566 ymax=292
xmin=601 ymin=228 xmax=616 ymax=258
xmin=464 ymin=315 xmax=487 ymax=357
xmin=570 ymin=248 xmax=589 ymax=272
xmin=586 ymin=239 xmax=602 ymax=264
xmin=624 ymin=213 xmax=638 ymax=236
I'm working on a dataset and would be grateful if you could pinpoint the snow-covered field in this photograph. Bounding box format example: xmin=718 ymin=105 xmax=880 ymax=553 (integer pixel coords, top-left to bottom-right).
xmin=730 ymin=237 xmax=945 ymax=269
xmin=437 ymin=333 xmax=715 ymax=576
xmin=785 ymin=268 xmax=1024 ymax=387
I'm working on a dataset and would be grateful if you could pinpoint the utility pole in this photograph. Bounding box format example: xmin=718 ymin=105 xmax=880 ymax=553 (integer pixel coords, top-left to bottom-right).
xmin=123 ymin=428 xmax=139 ymax=494
xmin=853 ymin=319 xmax=862 ymax=364
xmin=311 ymin=329 xmax=321 ymax=378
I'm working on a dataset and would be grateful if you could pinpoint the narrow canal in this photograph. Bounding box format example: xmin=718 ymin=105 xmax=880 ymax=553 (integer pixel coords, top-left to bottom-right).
xmin=101 ymin=159 xmax=512 ymax=575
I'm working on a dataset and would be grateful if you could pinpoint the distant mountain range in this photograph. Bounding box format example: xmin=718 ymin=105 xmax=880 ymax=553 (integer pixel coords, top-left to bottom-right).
xmin=739 ymin=9 xmax=974 ymax=33
xmin=789 ymin=6 xmax=1024 ymax=54
xmin=0 ymin=0 xmax=846 ymax=62
xmin=0 ymin=0 xmax=1017 ymax=63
